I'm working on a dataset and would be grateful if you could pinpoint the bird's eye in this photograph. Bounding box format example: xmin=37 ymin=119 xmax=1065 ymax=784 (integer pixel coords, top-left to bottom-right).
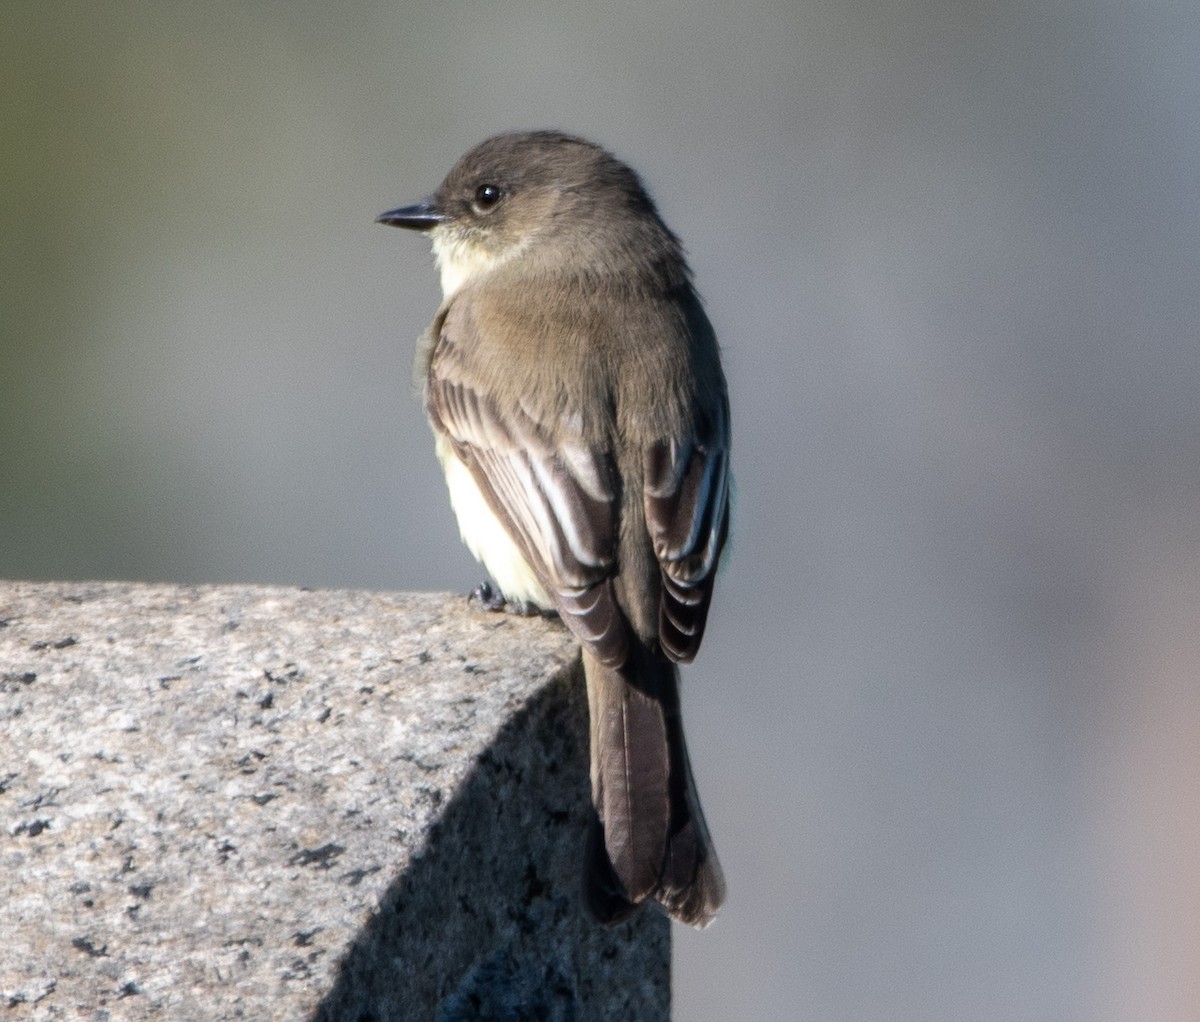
xmin=473 ymin=183 xmax=503 ymax=211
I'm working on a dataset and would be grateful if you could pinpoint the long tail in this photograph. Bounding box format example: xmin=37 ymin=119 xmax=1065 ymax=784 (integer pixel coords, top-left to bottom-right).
xmin=582 ymin=647 xmax=725 ymax=928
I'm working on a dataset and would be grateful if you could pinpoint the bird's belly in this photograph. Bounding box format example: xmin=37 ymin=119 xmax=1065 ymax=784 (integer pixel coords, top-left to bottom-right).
xmin=434 ymin=434 xmax=553 ymax=610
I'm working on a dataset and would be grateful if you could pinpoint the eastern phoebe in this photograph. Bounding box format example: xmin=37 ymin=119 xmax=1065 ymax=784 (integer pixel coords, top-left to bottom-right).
xmin=377 ymin=130 xmax=729 ymax=928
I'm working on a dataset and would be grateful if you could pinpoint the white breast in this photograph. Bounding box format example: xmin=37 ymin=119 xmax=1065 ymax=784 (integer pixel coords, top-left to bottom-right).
xmin=434 ymin=434 xmax=553 ymax=610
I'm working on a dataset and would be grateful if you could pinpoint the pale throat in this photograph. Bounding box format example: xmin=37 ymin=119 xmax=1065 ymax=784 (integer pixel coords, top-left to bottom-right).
xmin=430 ymin=226 xmax=526 ymax=298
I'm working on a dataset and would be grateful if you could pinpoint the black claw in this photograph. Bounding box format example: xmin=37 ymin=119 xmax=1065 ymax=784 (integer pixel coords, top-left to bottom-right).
xmin=468 ymin=581 xmax=555 ymax=618
xmin=469 ymin=580 xmax=508 ymax=612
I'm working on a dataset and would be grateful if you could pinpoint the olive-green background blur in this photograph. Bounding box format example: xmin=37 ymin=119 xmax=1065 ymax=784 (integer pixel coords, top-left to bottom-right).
xmin=4 ymin=2 xmax=1199 ymax=1018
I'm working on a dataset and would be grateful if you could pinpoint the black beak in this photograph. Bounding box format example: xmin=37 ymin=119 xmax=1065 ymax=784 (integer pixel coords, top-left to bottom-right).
xmin=375 ymin=199 xmax=449 ymax=231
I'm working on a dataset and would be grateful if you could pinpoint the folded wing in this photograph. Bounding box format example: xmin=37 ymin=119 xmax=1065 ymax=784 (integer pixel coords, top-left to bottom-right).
xmin=427 ymin=354 xmax=631 ymax=668
xmin=642 ymin=392 xmax=730 ymax=662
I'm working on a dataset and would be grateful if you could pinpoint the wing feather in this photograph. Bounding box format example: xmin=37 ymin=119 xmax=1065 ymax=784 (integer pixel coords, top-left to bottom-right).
xmin=643 ymin=393 xmax=730 ymax=662
xmin=427 ymin=337 xmax=630 ymax=667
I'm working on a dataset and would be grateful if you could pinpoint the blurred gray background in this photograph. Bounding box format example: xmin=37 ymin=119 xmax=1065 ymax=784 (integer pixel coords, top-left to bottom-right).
xmin=3 ymin=1 xmax=1199 ymax=1018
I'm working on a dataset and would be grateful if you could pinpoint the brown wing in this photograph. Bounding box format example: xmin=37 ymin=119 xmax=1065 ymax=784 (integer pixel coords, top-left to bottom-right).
xmin=426 ymin=327 xmax=632 ymax=668
xmin=643 ymin=392 xmax=730 ymax=662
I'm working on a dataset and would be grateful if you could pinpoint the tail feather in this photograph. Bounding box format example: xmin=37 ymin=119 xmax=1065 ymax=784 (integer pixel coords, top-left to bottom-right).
xmin=655 ymin=710 xmax=726 ymax=926
xmin=582 ymin=649 xmax=725 ymax=928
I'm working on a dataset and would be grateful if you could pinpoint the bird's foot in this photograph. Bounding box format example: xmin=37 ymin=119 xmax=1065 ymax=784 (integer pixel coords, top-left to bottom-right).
xmin=466 ymin=580 xmax=534 ymax=615
xmin=469 ymin=579 xmax=507 ymax=612
xmin=469 ymin=580 xmax=557 ymax=618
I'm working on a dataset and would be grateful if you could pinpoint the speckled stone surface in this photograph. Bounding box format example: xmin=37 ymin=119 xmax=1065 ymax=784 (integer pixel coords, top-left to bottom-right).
xmin=0 ymin=581 xmax=669 ymax=1021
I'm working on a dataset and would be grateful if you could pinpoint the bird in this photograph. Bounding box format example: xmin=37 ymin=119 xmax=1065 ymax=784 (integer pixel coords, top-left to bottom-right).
xmin=377 ymin=130 xmax=729 ymax=927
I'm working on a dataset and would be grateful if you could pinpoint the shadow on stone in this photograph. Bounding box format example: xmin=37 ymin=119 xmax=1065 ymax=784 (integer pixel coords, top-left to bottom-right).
xmin=311 ymin=659 xmax=670 ymax=1022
